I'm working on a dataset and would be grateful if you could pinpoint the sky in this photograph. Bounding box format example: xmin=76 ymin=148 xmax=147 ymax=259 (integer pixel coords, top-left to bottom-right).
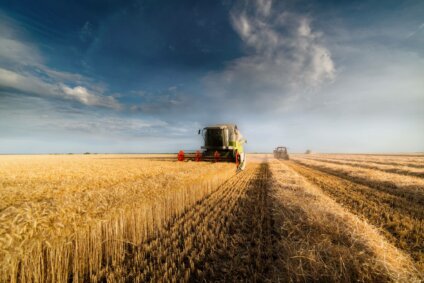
xmin=0 ymin=0 xmax=423 ymax=154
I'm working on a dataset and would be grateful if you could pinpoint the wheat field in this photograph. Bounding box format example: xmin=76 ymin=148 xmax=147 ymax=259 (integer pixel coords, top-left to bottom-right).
xmin=0 ymin=153 xmax=423 ymax=282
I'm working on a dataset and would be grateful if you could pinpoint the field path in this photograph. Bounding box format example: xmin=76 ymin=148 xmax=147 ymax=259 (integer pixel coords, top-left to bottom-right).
xmin=286 ymin=160 xmax=424 ymax=272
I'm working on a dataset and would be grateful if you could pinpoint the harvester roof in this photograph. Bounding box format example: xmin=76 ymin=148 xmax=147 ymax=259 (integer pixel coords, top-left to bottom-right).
xmin=204 ymin=123 xmax=237 ymax=129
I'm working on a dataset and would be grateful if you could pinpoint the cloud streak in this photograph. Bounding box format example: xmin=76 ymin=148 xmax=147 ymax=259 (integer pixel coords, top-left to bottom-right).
xmin=61 ymin=85 xmax=121 ymax=109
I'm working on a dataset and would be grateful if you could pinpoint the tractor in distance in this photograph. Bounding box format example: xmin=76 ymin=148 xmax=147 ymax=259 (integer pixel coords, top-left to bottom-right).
xmin=273 ymin=146 xmax=289 ymax=160
xmin=177 ymin=124 xmax=247 ymax=170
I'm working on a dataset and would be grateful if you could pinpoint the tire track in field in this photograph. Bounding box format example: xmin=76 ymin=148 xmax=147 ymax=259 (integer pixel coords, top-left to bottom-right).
xmin=95 ymin=163 xmax=277 ymax=282
xmin=202 ymin=162 xmax=278 ymax=282
xmin=285 ymin=160 xmax=424 ymax=272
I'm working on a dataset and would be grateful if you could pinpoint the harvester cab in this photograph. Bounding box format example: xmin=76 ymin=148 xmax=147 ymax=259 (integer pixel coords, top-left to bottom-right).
xmin=177 ymin=124 xmax=247 ymax=170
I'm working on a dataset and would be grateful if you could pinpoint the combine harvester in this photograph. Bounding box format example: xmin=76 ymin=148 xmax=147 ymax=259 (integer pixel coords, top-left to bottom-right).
xmin=178 ymin=124 xmax=247 ymax=170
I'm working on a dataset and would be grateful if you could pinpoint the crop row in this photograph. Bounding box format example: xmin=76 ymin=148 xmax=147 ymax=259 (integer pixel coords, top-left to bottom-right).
xmin=298 ymin=156 xmax=424 ymax=178
xmin=291 ymin=157 xmax=424 ymax=205
xmin=295 ymin=154 xmax=424 ymax=168
xmin=285 ymin=160 xmax=424 ymax=273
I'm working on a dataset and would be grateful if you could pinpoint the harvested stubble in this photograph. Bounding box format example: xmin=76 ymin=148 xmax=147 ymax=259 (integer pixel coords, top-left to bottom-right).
xmin=298 ymin=155 xmax=424 ymax=178
xmin=0 ymin=155 xmax=235 ymax=282
xmin=297 ymin=154 xmax=424 ymax=169
xmin=291 ymin=157 xmax=424 ymax=205
xmin=270 ymin=159 xmax=422 ymax=282
xmin=286 ymin=160 xmax=424 ymax=274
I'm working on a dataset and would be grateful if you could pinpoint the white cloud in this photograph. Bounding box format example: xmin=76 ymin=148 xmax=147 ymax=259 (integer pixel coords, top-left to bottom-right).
xmin=38 ymin=65 xmax=84 ymax=82
xmin=0 ymin=37 xmax=43 ymax=67
xmin=62 ymin=85 xmax=121 ymax=109
xmin=0 ymin=67 xmax=58 ymax=96
xmin=0 ymin=16 xmax=121 ymax=109
xmin=0 ymin=14 xmax=43 ymax=67
xmin=0 ymin=67 xmax=121 ymax=109
xmin=256 ymin=0 xmax=272 ymax=17
xmin=203 ymin=0 xmax=335 ymax=111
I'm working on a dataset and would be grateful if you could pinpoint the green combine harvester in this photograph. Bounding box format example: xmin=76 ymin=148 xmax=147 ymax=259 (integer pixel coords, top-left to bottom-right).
xmin=177 ymin=123 xmax=247 ymax=170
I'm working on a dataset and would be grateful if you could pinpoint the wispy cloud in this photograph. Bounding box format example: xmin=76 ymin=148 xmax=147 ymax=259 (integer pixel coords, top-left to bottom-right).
xmin=0 ymin=15 xmax=121 ymax=109
xmin=129 ymin=86 xmax=187 ymax=114
xmin=0 ymin=36 xmax=42 ymax=67
xmin=61 ymin=85 xmax=121 ymax=109
xmin=203 ymin=0 xmax=335 ymax=112
xmin=54 ymin=115 xmax=168 ymax=135
xmin=406 ymin=22 xmax=424 ymax=38
xmin=79 ymin=21 xmax=94 ymax=42
xmin=0 ymin=93 xmax=169 ymax=137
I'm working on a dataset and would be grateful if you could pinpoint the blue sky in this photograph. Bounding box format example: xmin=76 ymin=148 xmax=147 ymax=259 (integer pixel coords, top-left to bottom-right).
xmin=0 ymin=0 xmax=423 ymax=153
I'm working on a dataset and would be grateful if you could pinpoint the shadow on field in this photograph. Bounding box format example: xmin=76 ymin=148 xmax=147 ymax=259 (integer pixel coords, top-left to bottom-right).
xmin=194 ymin=163 xmax=280 ymax=282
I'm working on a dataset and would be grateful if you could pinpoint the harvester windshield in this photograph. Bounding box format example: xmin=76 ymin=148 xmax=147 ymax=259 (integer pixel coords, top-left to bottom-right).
xmin=204 ymin=128 xmax=226 ymax=147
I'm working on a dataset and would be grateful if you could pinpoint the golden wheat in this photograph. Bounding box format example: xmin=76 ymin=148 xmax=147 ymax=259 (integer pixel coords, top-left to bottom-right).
xmin=0 ymin=154 xmax=235 ymax=282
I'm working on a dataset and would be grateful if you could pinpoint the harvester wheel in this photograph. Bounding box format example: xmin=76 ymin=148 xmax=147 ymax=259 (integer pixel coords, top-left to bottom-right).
xmin=235 ymin=150 xmax=240 ymax=167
